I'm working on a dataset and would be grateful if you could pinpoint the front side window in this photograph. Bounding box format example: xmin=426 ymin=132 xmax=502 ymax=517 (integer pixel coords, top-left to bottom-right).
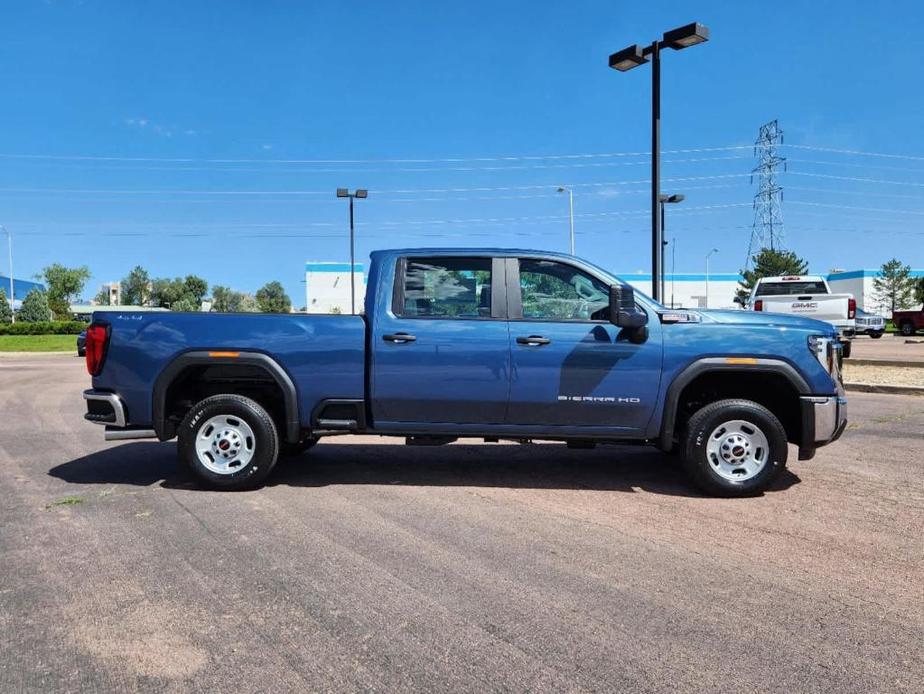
xmin=518 ymin=259 xmax=609 ymax=321
xmin=399 ymin=257 xmax=493 ymax=318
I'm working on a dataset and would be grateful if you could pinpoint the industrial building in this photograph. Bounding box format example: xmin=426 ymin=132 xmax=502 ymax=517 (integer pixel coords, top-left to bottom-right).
xmin=304 ymin=262 xmax=366 ymax=314
xmin=0 ymin=275 xmax=46 ymax=310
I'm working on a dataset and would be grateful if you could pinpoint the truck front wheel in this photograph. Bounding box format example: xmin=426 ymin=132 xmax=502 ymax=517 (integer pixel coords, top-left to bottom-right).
xmin=681 ymin=399 xmax=788 ymax=497
xmin=900 ymin=321 xmax=915 ymax=337
xmin=178 ymin=394 xmax=280 ymax=490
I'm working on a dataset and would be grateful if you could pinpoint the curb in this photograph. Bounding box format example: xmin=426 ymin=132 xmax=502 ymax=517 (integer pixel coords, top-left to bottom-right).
xmin=845 ymin=382 xmax=924 ymax=396
xmin=847 ymin=358 xmax=924 ymax=368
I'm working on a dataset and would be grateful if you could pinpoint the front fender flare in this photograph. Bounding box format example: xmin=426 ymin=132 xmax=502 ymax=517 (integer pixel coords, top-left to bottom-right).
xmin=658 ymin=357 xmax=811 ymax=452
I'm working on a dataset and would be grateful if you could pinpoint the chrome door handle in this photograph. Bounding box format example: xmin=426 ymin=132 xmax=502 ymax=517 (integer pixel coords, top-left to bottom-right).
xmin=516 ymin=335 xmax=551 ymax=346
xmin=383 ymin=333 xmax=416 ymax=343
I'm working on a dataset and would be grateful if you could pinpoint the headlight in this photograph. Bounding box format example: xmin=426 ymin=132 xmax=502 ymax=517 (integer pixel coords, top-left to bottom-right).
xmin=808 ymin=335 xmax=844 ymax=386
xmin=808 ymin=335 xmax=834 ymax=374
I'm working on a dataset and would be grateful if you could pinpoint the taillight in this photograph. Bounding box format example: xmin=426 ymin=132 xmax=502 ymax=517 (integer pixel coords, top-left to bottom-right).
xmin=85 ymin=323 xmax=111 ymax=376
xmin=754 ymin=299 xmax=763 ymax=311
xmin=848 ymin=298 xmax=856 ymax=319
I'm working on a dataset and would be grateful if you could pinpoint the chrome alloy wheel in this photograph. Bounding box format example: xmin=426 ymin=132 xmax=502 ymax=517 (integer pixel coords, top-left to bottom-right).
xmin=194 ymin=415 xmax=256 ymax=475
xmin=705 ymin=419 xmax=769 ymax=482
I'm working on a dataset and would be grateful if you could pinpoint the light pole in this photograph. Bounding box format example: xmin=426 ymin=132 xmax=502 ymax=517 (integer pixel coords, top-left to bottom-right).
xmin=1 ymin=225 xmax=12 ymax=323
xmin=658 ymin=193 xmax=684 ymax=301
xmin=336 ymin=188 xmax=368 ymax=315
xmin=557 ymin=186 xmax=575 ymax=255
xmin=705 ymin=247 xmax=719 ymax=308
xmin=609 ymin=22 xmax=710 ymax=302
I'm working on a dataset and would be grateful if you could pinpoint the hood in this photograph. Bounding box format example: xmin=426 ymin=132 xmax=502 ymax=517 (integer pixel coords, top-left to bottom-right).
xmin=689 ymin=309 xmax=836 ymax=334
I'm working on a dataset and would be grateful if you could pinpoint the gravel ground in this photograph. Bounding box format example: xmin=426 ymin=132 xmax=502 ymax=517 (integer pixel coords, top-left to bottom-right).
xmin=843 ymin=363 xmax=924 ymax=387
xmin=1 ymin=354 xmax=922 ymax=693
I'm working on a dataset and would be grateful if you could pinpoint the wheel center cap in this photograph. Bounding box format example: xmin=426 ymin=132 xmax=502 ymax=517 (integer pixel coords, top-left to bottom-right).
xmin=218 ymin=439 xmax=230 ymax=451
xmin=732 ymin=445 xmax=745 ymax=457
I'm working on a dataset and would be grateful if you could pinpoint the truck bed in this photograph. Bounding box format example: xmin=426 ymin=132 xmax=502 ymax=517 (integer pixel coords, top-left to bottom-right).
xmin=91 ymin=312 xmax=367 ymax=429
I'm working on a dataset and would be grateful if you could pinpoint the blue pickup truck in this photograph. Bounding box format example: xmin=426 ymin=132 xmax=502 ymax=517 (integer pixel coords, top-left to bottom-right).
xmin=82 ymin=248 xmax=847 ymax=496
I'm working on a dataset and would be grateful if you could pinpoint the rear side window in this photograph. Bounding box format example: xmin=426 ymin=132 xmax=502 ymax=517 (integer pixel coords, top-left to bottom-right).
xmin=756 ymin=281 xmax=827 ymax=296
xmin=398 ymin=257 xmax=493 ymax=318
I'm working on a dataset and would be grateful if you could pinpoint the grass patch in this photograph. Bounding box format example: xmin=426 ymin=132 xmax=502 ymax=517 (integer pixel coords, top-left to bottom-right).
xmin=46 ymin=495 xmax=84 ymax=509
xmin=0 ymin=334 xmax=76 ymax=352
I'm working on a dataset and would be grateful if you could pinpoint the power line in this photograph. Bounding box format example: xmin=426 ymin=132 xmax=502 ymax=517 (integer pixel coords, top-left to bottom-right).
xmin=0 ymin=144 xmax=754 ymax=165
xmin=783 ymin=144 xmax=924 ymax=162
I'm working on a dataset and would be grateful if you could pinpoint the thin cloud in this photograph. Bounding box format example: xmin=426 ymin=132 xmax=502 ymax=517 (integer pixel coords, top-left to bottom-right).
xmin=124 ymin=117 xmax=196 ymax=138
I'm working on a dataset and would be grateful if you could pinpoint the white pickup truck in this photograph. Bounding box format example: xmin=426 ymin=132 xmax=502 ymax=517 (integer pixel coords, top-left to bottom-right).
xmin=745 ymin=275 xmax=856 ymax=347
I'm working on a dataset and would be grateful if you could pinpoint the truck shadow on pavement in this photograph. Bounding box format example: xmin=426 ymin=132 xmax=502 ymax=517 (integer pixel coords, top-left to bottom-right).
xmin=49 ymin=441 xmax=801 ymax=498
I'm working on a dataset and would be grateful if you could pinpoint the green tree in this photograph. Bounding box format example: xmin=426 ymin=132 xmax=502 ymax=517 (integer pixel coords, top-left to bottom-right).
xmin=41 ymin=263 xmax=91 ymax=317
xmin=150 ymin=275 xmax=208 ymax=309
xmin=238 ymin=293 xmax=259 ymax=312
xmin=93 ymin=287 xmax=111 ymax=306
xmin=872 ymin=259 xmax=914 ymax=313
xmin=737 ymin=247 xmax=809 ymax=303
xmin=120 ymin=266 xmax=151 ymax=306
xmin=183 ymin=275 xmax=208 ymax=303
xmin=256 ymin=281 xmax=291 ymax=313
xmin=0 ymin=288 xmax=12 ymax=324
xmin=170 ymin=296 xmax=201 ymax=312
xmin=210 ymin=285 xmax=248 ymax=312
xmin=18 ymin=289 xmax=52 ymax=322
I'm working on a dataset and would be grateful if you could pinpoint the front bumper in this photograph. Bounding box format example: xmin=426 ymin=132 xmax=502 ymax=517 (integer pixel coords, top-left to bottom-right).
xmin=798 ymin=395 xmax=848 ymax=459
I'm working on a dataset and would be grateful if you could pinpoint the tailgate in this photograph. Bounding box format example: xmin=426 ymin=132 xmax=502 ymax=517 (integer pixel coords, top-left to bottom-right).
xmin=760 ymin=295 xmax=849 ymax=321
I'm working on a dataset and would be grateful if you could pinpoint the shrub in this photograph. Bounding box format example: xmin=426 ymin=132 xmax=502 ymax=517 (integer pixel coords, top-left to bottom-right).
xmin=0 ymin=320 xmax=86 ymax=335
xmin=18 ymin=289 xmax=53 ymax=322
xmin=0 ymin=289 xmax=12 ymax=324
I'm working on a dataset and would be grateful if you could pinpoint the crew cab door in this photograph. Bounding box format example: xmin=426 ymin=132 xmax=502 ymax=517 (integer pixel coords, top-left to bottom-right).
xmin=370 ymin=255 xmax=510 ymax=426
xmin=505 ymin=257 xmax=662 ymax=433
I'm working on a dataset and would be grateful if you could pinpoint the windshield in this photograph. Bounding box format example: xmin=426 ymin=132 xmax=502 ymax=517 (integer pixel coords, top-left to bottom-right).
xmin=577 ymin=257 xmax=665 ymax=309
xmin=756 ymin=281 xmax=827 ymax=296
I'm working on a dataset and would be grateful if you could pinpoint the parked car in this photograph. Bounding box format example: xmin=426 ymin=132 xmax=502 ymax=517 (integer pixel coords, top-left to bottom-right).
xmin=82 ymin=249 xmax=847 ymax=497
xmin=743 ymin=275 xmax=856 ymax=340
xmin=76 ymin=329 xmax=87 ymax=357
xmin=851 ymin=308 xmax=885 ymax=338
xmin=892 ymin=309 xmax=924 ymax=336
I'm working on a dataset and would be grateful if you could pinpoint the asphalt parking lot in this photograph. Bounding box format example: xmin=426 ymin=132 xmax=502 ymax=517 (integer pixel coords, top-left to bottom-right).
xmin=1 ymin=355 xmax=922 ymax=693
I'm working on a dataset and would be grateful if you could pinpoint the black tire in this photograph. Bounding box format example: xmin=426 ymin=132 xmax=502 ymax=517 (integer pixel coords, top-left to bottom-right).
xmin=869 ymin=331 xmax=883 ymax=339
xmin=681 ymin=399 xmax=788 ymax=497
xmin=281 ymin=437 xmax=318 ymax=457
xmin=841 ymin=340 xmax=852 ymax=359
xmin=900 ymin=321 xmax=915 ymax=337
xmin=177 ymin=394 xmax=279 ymax=490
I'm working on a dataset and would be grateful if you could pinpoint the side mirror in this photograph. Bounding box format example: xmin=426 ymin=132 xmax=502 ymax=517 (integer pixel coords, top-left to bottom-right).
xmin=609 ymin=285 xmax=648 ymax=329
xmin=733 ymin=295 xmax=745 ymax=307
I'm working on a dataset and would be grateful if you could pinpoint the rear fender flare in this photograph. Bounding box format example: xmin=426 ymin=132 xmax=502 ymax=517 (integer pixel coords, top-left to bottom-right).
xmin=152 ymin=351 xmax=300 ymax=443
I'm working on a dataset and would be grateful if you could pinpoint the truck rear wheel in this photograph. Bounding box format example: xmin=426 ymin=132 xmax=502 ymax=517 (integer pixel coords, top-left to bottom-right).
xmin=177 ymin=394 xmax=279 ymax=490
xmin=681 ymin=399 xmax=787 ymax=497
xmin=900 ymin=321 xmax=915 ymax=337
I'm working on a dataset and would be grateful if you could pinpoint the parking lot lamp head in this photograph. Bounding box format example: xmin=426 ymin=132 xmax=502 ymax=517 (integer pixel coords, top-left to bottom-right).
xmin=355 ymin=189 xmax=368 ymax=199
xmin=662 ymin=22 xmax=710 ymax=50
xmin=336 ymin=188 xmax=349 ymax=198
xmin=608 ymin=44 xmax=648 ymax=72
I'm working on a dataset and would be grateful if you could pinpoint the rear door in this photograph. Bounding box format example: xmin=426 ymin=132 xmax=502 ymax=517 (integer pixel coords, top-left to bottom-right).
xmin=370 ymin=255 xmax=511 ymax=426
xmin=505 ymin=257 xmax=662 ymax=433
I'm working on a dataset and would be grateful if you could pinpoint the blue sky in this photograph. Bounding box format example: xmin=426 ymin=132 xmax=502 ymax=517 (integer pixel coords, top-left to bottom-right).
xmin=1 ymin=0 xmax=922 ymax=304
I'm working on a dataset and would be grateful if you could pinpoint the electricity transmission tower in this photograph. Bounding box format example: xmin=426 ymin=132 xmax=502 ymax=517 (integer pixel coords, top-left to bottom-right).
xmin=746 ymin=120 xmax=786 ymax=267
